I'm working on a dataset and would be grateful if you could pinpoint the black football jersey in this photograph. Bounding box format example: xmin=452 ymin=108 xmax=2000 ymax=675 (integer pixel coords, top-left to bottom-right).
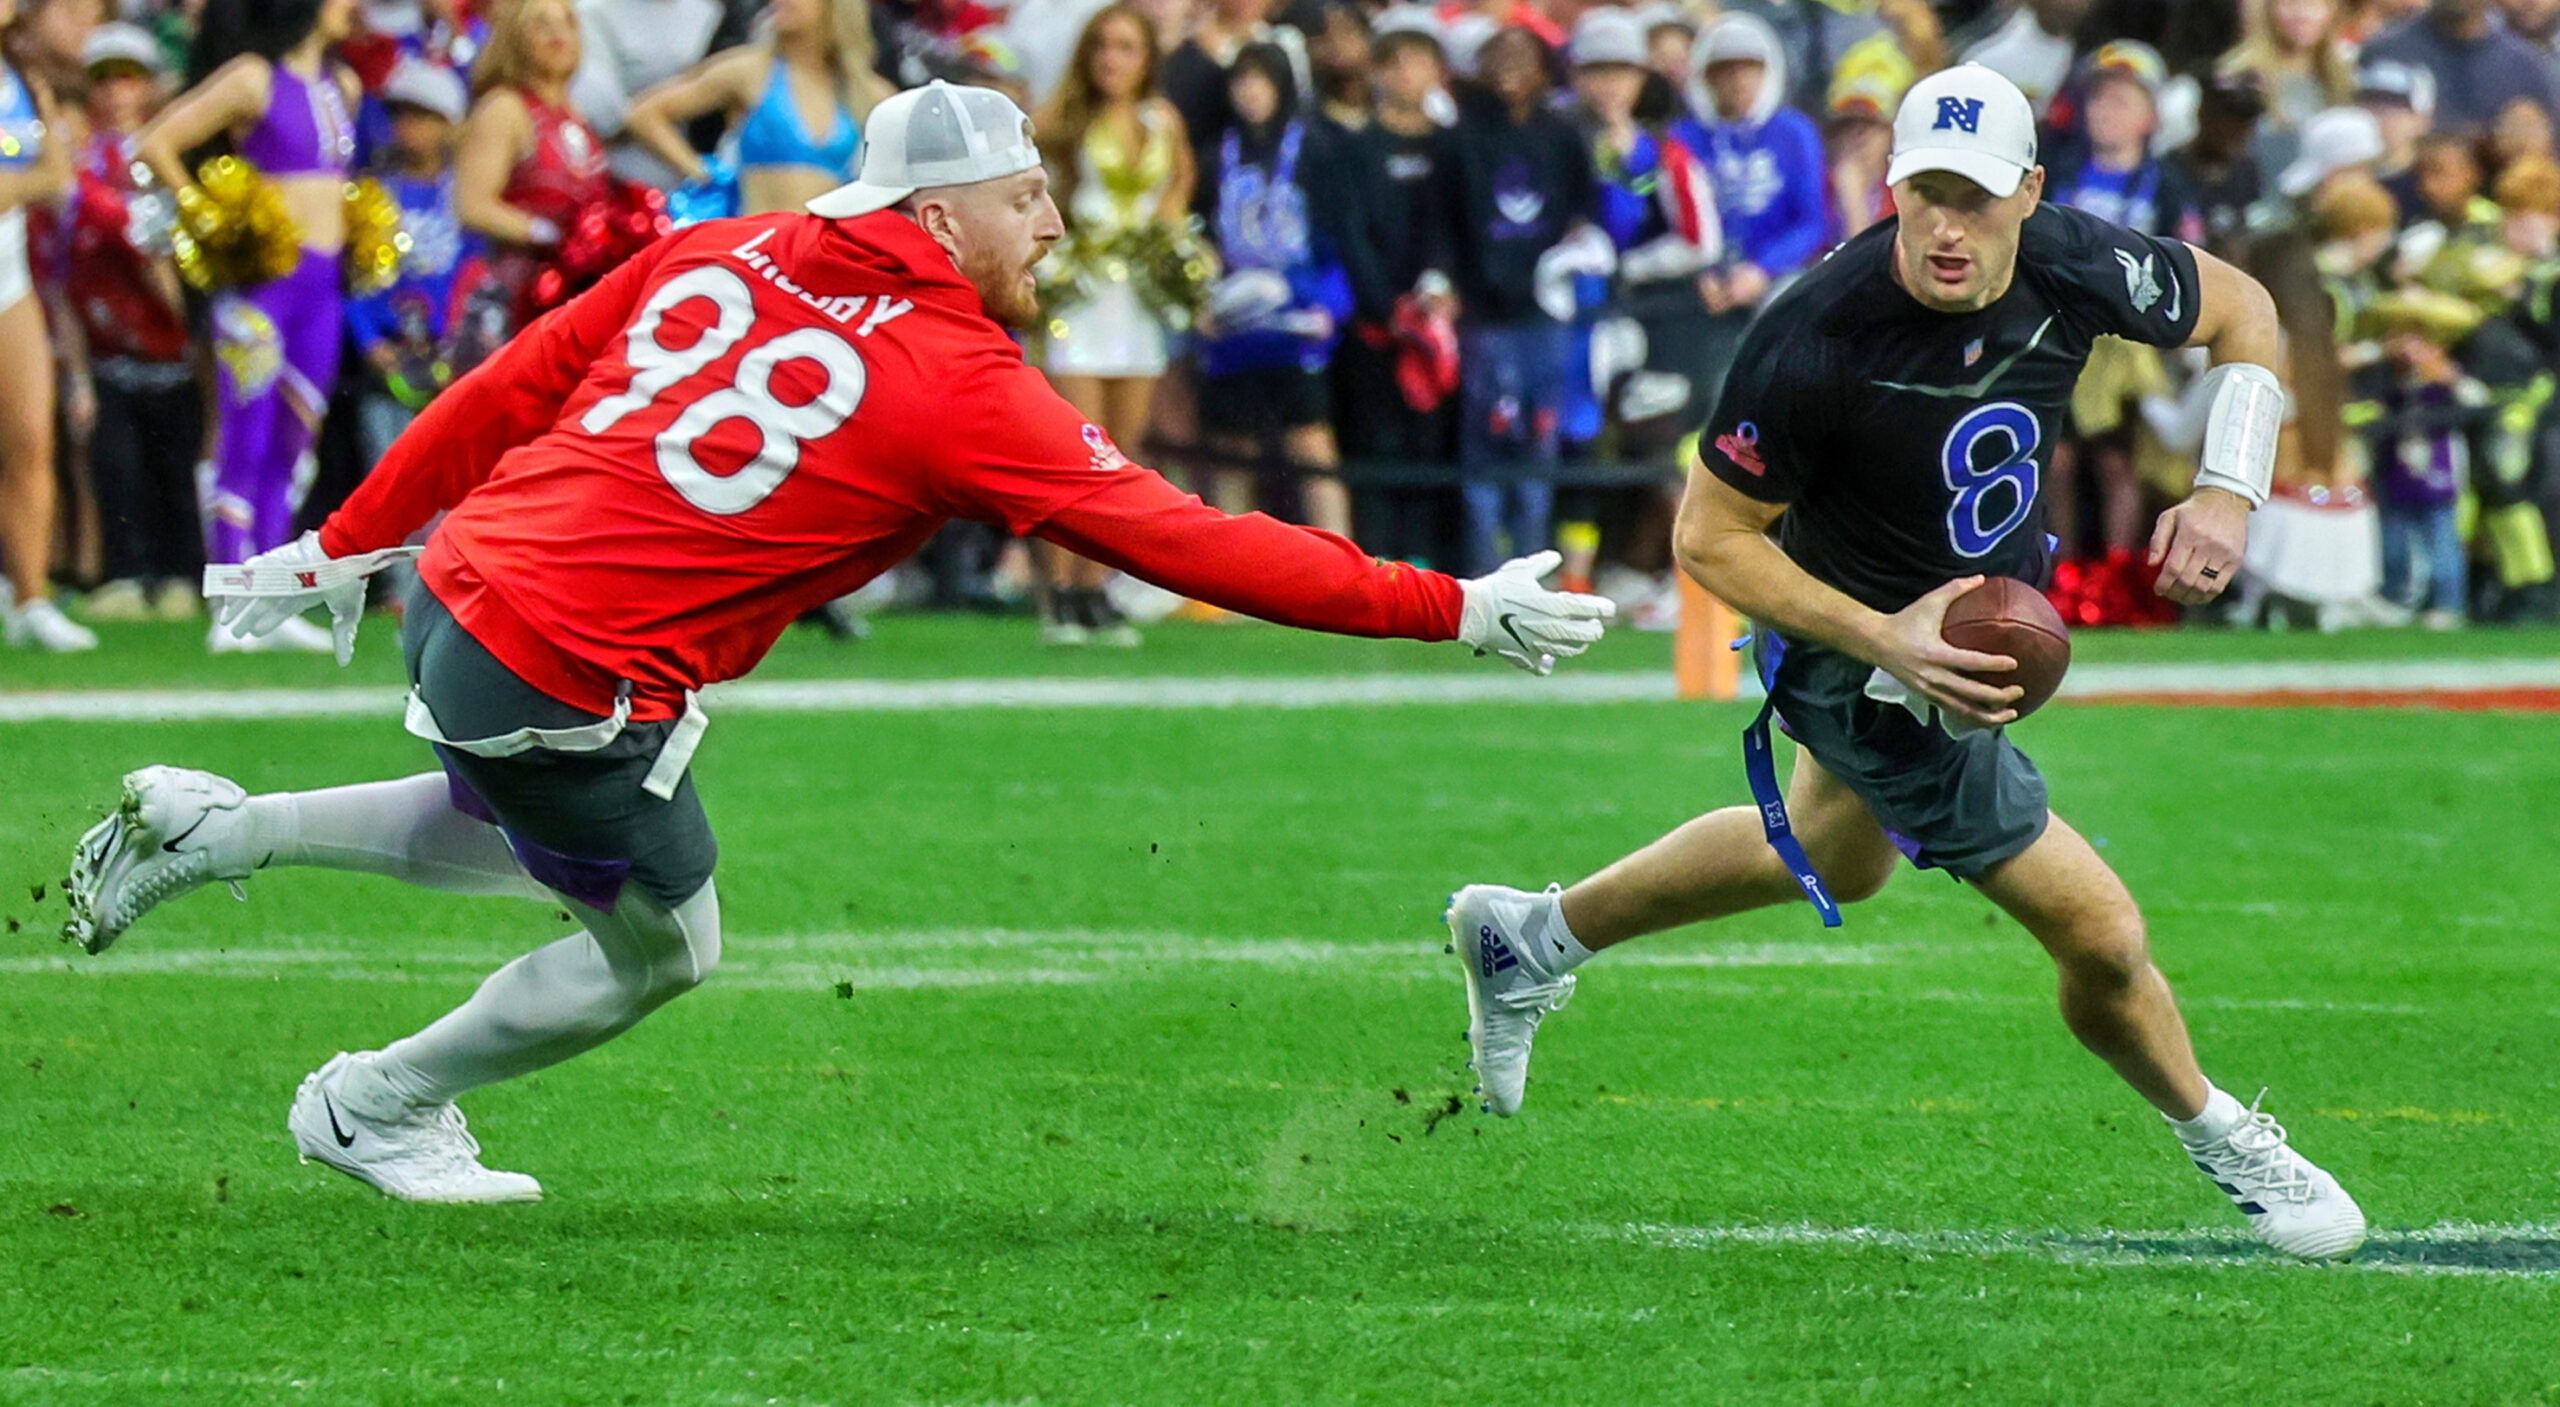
xmin=1698 ymin=201 xmax=2203 ymax=613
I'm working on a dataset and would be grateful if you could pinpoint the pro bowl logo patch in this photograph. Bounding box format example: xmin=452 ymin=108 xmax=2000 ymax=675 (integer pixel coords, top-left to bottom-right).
xmin=2113 ymin=248 xmax=2163 ymax=314
xmin=1714 ymin=420 xmax=1767 ymax=477
xmin=211 ymin=299 xmax=283 ymax=398
xmin=1081 ymin=423 xmax=1129 ymax=473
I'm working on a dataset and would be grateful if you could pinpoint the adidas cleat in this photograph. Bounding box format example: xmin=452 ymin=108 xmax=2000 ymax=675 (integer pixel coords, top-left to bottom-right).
xmin=288 ymin=1054 xmax=542 ymax=1204
xmin=1445 ymin=884 xmax=1575 ymax=1117
xmin=63 ymin=766 xmax=256 ymax=954
xmin=2184 ymin=1091 xmax=2366 ymax=1261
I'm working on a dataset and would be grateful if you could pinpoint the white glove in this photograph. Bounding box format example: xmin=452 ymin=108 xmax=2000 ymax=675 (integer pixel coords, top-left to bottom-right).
xmin=205 ymin=530 xmax=419 ymax=666
xmin=1458 ymin=550 xmax=1618 ymax=676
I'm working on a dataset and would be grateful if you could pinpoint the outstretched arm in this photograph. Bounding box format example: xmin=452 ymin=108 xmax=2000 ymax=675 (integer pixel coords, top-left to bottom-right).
xmin=931 ymin=369 xmax=1610 ymax=667
xmin=2148 ymin=245 xmax=2282 ymax=604
xmin=1036 ymin=468 xmax=1462 ymax=640
xmin=318 ymin=238 xmax=672 ymax=555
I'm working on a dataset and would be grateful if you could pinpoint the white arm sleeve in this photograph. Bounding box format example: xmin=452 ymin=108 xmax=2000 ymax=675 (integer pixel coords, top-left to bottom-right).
xmin=2190 ymin=361 xmax=2284 ymax=508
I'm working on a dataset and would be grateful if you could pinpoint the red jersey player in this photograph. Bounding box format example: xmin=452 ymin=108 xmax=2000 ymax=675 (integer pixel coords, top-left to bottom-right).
xmin=63 ymin=83 xmax=1616 ymax=1203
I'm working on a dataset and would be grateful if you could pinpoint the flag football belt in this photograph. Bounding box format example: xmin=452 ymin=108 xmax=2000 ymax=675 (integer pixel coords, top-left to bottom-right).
xmin=201 ymin=545 xmax=422 ymax=597
xmin=405 ymin=682 xmax=711 ymax=803
xmin=1736 ymin=630 xmax=1844 ymax=928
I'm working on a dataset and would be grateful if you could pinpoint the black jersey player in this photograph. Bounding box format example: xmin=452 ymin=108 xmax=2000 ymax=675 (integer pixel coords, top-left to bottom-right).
xmin=1443 ymin=65 xmax=2365 ymax=1259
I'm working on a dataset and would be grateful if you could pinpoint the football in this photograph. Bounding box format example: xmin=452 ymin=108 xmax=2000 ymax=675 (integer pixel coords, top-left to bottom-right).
xmin=1940 ymin=576 xmax=2072 ymax=717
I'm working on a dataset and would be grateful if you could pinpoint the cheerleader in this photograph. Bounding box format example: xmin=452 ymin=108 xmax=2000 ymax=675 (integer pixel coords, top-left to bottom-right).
xmin=135 ymin=0 xmax=361 ymax=652
xmin=1030 ymin=3 xmax=1196 ymax=645
xmin=620 ymin=0 xmax=892 ymax=218
xmin=451 ymin=0 xmax=607 ymax=317
xmin=0 ymin=0 xmax=88 ymax=652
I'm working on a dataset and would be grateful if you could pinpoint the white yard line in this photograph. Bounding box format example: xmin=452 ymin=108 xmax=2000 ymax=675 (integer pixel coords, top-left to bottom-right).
xmin=0 ymin=931 xmax=2423 ymax=1023
xmin=1622 ymin=1220 xmax=2560 ymax=1278
xmin=4 ymin=658 xmax=2559 ymax=724
xmin=0 ymin=928 xmax=1903 ymax=987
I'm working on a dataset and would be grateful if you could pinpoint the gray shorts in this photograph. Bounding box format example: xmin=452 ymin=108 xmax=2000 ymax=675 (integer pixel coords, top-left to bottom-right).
xmin=402 ymin=583 xmax=717 ymax=908
xmin=1763 ymin=634 xmax=2049 ymax=881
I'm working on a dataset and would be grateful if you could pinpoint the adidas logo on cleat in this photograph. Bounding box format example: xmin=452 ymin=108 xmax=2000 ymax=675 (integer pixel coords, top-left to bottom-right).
xmin=1477 ymin=924 xmax=1518 ymax=975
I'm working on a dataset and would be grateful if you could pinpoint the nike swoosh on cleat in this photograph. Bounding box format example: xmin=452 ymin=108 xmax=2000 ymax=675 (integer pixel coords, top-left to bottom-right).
xmin=161 ymin=812 xmax=212 ymax=855
xmin=324 ymin=1095 xmax=357 ymax=1149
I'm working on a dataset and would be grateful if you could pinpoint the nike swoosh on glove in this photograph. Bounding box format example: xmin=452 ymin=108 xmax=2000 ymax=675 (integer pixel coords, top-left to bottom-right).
xmin=1458 ymin=550 xmax=1618 ymax=676
xmin=205 ymin=531 xmax=418 ymax=666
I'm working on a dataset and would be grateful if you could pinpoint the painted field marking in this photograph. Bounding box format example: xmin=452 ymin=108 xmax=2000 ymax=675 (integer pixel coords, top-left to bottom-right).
xmin=0 ymin=929 xmax=1907 ymax=989
xmin=8 ymin=658 xmax=2560 ymax=724
xmin=1623 ymin=1220 xmax=2560 ymax=1278
xmin=0 ymin=930 xmax=2435 ymax=1027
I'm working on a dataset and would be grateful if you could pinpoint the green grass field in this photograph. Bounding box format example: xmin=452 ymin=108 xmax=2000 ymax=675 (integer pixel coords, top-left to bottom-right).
xmin=3 ymin=617 xmax=2558 ymax=1404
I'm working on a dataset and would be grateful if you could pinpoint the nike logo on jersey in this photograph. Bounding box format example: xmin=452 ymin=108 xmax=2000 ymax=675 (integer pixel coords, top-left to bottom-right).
xmin=1871 ymin=317 xmax=2056 ymax=398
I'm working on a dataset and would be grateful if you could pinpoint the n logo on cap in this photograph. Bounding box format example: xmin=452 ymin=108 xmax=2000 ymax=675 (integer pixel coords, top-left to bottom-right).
xmin=1933 ymin=97 xmax=1984 ymax=133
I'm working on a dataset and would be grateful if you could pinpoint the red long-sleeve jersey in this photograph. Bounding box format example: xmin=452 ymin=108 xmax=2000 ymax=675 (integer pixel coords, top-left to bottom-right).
xmin=323 ymin=210 xmax=1462 ymax=721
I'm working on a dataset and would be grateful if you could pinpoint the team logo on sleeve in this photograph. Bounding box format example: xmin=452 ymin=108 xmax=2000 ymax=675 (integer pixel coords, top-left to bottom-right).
xmin=2113 ymin=249 xmax=2165 ymax=315
xmin=1081 ymin=423 xmax=1130 ymax=473
xmin=1713 ymin=421 xmax=1767 ymax=477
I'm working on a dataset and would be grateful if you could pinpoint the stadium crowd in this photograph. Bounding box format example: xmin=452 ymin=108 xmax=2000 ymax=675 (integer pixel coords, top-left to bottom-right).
xmin=5 ymin=0 xmax=2560 ymax=653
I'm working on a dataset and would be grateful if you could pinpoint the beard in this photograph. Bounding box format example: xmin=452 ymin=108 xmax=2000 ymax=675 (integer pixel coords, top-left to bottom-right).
xmin=961 ymin=241 xmax=1042 ymax=329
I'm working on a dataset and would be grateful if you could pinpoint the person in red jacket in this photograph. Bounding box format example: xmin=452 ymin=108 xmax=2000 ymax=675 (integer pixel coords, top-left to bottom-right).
xmin=61 ymin=80 xmax=1613 ymax=1206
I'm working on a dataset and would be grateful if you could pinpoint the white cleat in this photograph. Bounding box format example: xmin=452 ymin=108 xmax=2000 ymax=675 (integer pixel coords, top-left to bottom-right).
xmin=1445 ymin=884 xmax=1576 ymax=1117
xmin=2185 ymin=1092 xmax=2367 ymax=1261
xmin=288 ymin=1054 xmax=542 ymax=1205
xmin=63 ymin=766 xmax=257 ymax=954
xmin=7 ymin=596 xmax=99 ymax=652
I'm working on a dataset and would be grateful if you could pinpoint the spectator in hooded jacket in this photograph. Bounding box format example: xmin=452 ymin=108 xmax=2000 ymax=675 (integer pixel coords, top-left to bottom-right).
xmin=1672 ymin=12 xmax=1823 ymax=403
xmin=1676 ymin=14 xmax=1824 ymax=314
xmin=1439 ymin=24 xmax=1594 ymax=574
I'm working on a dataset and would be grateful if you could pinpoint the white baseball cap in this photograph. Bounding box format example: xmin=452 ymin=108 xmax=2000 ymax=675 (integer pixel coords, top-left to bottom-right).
xmin=381 ymin=59 xmax=468 ymax=123
xmin=1570 ymin=7 xmax=1648 ymax=69
xmin=81 ymin=21 xmax=164 ymax=75
xmin=807 ymin=81 xmax=1043 ymax=220
xmin=2277 ymin=105 xmax=2385 ymax=198
xmin=1886 ymin=63 xmax=2039 ymax=199
xmin=1371 ymin=3 xmax=1445 ymax=47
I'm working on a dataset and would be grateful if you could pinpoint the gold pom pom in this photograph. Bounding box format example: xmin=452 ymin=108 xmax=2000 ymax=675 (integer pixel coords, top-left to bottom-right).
xmin=174 ymin=157 xmax=304 ymax=292
xmin=341 ymin=177 xmax=410 ymax=296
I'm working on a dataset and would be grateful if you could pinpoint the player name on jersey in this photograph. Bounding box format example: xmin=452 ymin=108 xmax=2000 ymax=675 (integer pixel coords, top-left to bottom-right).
xmin=730 ymin=228 xmax=913 ymax=336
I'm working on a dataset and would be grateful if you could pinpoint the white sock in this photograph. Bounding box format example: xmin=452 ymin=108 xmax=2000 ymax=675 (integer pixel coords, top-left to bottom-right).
xmin=2167 ymin=1084 xmax=2247 ymax=1146
xmin=377 ymin=882 xmax=721 ymax=1104
xmin=230 ymin=773 xmax=547 ymax=900
xmin=1531 ymin=886 xmax=1596 ymax=976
